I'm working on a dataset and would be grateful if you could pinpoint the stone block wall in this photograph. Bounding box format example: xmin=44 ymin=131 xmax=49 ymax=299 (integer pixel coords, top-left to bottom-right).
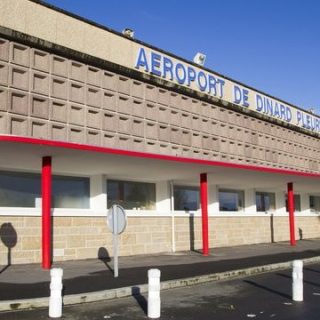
xmin=1 ymin=215 xmax=320 ymax=264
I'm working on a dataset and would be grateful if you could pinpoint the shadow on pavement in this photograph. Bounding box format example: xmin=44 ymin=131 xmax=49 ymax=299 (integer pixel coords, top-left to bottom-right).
xmin=131 ymin=286 xmax=147 ymax=315
xmin=243 ymin=279 xmax=291 ymax=300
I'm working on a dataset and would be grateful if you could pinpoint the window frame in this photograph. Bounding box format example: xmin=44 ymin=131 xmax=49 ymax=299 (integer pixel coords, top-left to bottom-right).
xmin=106 ymin=179 xmax=156 ymax=210
xmin=255 ymin=191 xmax=276 ymax=213
xmin=218 ymin=188 xmax=245 ymax=212
xmin=173 ymin=184 xmax=200 ymax=212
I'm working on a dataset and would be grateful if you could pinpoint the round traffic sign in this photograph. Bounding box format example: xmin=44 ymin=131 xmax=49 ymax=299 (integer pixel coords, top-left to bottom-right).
xmin=107 ymin=204 xmax=127 ymax=234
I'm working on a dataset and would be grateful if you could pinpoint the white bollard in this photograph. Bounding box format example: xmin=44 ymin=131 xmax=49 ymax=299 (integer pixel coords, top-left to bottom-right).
xmin=148 ymin=268 xmax=161 ymax=319
xmin=49 ymin=268 xmax=63 ymax=318
xmin=292 ymin=260 xmax=303 ymax=302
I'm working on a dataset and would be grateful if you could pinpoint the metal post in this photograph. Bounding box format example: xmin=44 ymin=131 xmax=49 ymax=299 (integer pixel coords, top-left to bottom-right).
xmin=42 ymin=156 xmax=52 ymax=269
xmin=200 ymin=173 xmax=209 ymax=256
xmin=287 ymin=182 xmax=296 ymax=246
xmin=169 ymin=181 xmax=176 ymax=253
xmin=113 ymin=206 xmax=119 ymax=278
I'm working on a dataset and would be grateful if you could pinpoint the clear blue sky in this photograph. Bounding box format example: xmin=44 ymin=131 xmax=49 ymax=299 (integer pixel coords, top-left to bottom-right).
xmin=44 ymin=0 xmax=320 ymax=112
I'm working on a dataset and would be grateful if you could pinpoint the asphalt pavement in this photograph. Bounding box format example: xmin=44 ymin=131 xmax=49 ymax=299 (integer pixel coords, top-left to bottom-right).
xmin=1 ymin=239 xmax=320 ymax=309
xmin=2 ymin=262 xmax=320 ymax=319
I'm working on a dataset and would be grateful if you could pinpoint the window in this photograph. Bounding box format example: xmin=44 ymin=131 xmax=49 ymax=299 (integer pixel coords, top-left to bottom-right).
xmin=310 ymin=196 xmax=320 ymax=213
xmin=256 ymin=192 xmax=275 ymax=212
xmin=174 ymin=185 xmax=199 ymax=211
xmin=107 ymin=180 xmax=156 ymax=210
xmin=52 ymin=176 xmax=89 ymax=208
xmin=0 ymin=171 xmax=89 ymax=208
xmin=0 ymin=171 xmax=40 ymax=207
xmin=219 ymin=189 xmax=244 ymax=212
xmin=286 ymin=194 xmax=301 ymax=212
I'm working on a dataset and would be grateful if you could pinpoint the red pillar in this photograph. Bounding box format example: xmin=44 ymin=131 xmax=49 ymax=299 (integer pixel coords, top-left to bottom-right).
xmin=287 ymin=182 xmax=296 ymax=246
xmin=42 ymin=156 xmax=52 ymax=269
xmin=200 ymin=173 xmax=209 ymax=256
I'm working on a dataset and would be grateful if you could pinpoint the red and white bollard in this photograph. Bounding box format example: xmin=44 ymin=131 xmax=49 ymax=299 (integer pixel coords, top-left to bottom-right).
xmin=292 ymin=260 xmax=303 ymax=302
xmin=49 ymin=268 xmax=63 ymax=318
xmin=148 ymin=269 xmax=161 ymax=319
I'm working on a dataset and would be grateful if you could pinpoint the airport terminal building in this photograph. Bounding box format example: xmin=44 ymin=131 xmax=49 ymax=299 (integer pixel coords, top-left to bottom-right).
xmin=0 ymin=0 xmax=320 ymax=267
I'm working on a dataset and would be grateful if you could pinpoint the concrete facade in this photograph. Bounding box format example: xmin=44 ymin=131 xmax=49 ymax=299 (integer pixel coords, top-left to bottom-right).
xmin=0 ymin=37 xmax=319 ymax=172
xmin=0 ymin=0 xmax=319 ymax=265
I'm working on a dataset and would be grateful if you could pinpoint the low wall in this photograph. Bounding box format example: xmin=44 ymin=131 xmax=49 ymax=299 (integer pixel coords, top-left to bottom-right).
xmin=0 ymin=215 xmax=319 ymax=264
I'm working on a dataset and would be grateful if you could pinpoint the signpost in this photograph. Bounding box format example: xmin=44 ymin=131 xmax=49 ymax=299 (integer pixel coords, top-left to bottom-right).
xmin=107 ymin=204 xmax=127 ymax=278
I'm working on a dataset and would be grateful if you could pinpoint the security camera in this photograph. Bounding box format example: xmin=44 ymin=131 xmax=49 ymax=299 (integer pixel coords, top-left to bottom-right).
xmin=193 ymin=52 xmax=206 ymax=66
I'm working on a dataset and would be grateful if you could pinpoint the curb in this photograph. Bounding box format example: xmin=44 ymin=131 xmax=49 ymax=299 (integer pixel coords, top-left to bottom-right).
xmin=1 ymin=255 xmax=320 ymax=312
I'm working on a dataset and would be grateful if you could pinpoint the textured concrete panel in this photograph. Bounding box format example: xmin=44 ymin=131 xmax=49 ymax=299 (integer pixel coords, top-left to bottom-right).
xmin=159 ymin=124 xmax=170 ymax=142
xmin=50 ymin=100 xmax=67 ymax=123
xmin=181 ymin=112 xmax=191 ymax=129
xmin=103 ymin=131 xmax=117 ymax=148
xmin=118 ymin=134 xmax=130 ymax=149
xmin=70 ymin=81 xmax=85 ymax=103
xmin=102 ymin=90 xmax=117 ymax=112
xmin=146 ymin=140 xmax=159 ymax=153
xmin=69 ymin=126 xmax=85 ymax=144
xmin=131 ymin=80 xmax=144 ymax=99
xmin=0 ymin=112 xmax=7 ymax=133
xmin=52 ymin=55 xmax=68 ymax=78
xmin=0 ymin=39 xmax=9 ymax=62
xmin=69 ymin=104 xmax=85 ymax=126
xmin=181 ymin=130 xmax=191 ymax=146
xmin=0 ymin=87 xmax=7 ymax=111
xmin=158 ymin=105 xmax=169 ymax=123
xmin=31 ymin=71 xmax=49 ymax=95
xmin=170 ymin=109 xmax=181 ymax=127
xmin=118 ymin=115 xmax=131 ymax=134
xmin=10 ymin=66 xmax=29 ymax=91
xmin=30 ymin=95 xmax=49 ymax=119
xmin=32 ymin=49 xmax=50 ymax=72
xmin=132 ymin=118 xmax=144 ymax=137
xmin=87 ymin=108 xmax=102 ymax=129
xmin=102 ymin=71 xmax=117 ymax=91
xmin=146 ymin=102 xmax=158 ymax=121
xmin=118 ymin=95 xmax=130 ymax=115
xmin=50 ymin=123 xmax=67 ymax=141
xmin=146 ymin=121 xmax=158 ymax=140
xmin=86 ymin=129 xmax=101 ymax=145
xmin=191 ymin=132 xmax=202 ymax=148
xmin=103 ymin=112 xmax=118 ymax=132
xmin=52 ymin=77 xmax=68 ymax=99
xmin=145 ymin=84 xmax=158 ymax=102
xmin=0 ymin=63 xmax=8 ymax=85
xmin=10 ymin=43 xmax=30 ymax=67
xmin=9 ymin=116 xmax=28 ymax=135
xmin=132 ymin=100 xmax=144 ymax=118
xmin=9 ymin=90 xmax=28 ymax=115
xmin=87 ymin=86 xmax=102 ymax=108
xmin=87 ymin=66 xmax=101 ymax=87
xmin=170 ymin=127 xmax=182 ymax=144
xmin=118 ymin=76 xmax=130 ymax=95
xmin=30 ymin=120 xmax=47 ymax=139
xmin=70 ymin=61 xmax=85 ymax=82
xmin=158 ymin=88 xmax=169 ymax=106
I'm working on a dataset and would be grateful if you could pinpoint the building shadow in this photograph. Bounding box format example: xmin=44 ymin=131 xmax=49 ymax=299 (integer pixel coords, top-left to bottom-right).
xmin=244 ymin=279 xmax=291 ymax=300
xmin=98 ymin=247 xmax=113 ymax=273
xmin=189 ymin=213 xmax=195 ymax=251
xmin=270 ymin=213 xmax=274 ymax=243
xmin=131 ymin=286 xmax=147 ymax=316
xmin=0 ymin=223 xmax=17 ymax=273
xmin=277 ymin=272 xmax=320 ymax=288
xmin=298 ymin=228 xmax=303 ymax=240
